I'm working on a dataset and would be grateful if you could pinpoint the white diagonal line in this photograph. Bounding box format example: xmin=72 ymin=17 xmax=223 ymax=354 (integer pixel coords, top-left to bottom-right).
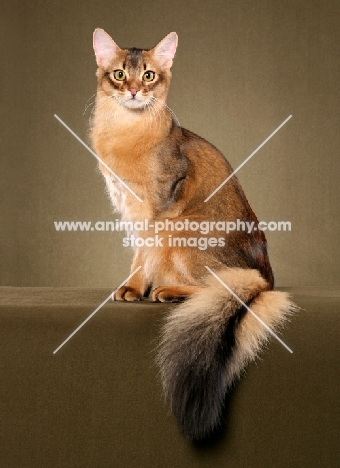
xmin=53 ymin=266 xmax=142 ymax=354
xmin=204 ymin=115 xmax=292 ymax=202
xmin=204 ymin=266 xmax=293 ymax=353
xmin=54 ymin=114 xmax=143 ymax=203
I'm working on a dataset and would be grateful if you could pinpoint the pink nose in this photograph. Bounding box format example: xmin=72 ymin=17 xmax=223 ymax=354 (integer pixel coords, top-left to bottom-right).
xmin=129 ymin=88 xmax=139 ymax=97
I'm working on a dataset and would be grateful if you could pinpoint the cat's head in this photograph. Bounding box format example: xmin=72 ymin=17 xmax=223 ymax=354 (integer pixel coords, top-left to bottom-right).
xmin=93 ymin=29 xmax=178 ymax=110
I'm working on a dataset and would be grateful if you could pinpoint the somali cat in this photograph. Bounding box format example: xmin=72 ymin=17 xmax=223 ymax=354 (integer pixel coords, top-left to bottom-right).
xmin=90 ymin=29 xmax=295 ymax=441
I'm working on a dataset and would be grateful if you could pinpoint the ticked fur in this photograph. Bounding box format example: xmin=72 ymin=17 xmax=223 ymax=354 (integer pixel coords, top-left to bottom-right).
xmin=90 ymin=29 xmax=295 ymax=441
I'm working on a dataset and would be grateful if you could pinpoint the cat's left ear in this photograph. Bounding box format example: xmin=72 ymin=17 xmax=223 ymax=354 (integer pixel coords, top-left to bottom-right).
xmin=93 ymin=28 xmax=121 ymax=69
xmin=152 ymin=32 xmax=178 ymax=70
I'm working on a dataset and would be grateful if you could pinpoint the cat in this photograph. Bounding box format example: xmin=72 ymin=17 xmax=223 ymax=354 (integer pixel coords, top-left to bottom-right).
xmin=90 ymin=28 xmax=296 ymax=441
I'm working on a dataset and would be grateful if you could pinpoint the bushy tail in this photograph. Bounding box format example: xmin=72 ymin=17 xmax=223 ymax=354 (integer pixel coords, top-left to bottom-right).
xmin=157 ymin=268 xmax=296 ymax=441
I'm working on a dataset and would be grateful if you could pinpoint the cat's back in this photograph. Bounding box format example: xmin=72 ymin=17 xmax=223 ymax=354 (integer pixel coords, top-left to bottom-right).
xmin=172 ymin=126 xmax=235 ymax=197
xmin=179 ymin=127 xmax=234 ymax=176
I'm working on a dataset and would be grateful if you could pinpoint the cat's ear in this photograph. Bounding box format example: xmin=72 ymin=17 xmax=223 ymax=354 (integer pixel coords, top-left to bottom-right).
xmin=93 ymin=28 xmax=121 ymax=69
xmin=152 ymin=32 xmax=178 ymax=70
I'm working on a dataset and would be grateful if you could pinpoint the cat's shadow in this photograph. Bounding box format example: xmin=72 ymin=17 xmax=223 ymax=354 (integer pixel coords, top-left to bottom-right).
xmin=191 ymin=386 xmax=238 ymax=452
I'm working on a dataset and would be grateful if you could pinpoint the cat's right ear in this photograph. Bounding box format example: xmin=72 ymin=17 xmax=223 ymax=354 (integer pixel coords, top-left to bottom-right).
xmin=93 ymin=29 xmax=121 ymax=69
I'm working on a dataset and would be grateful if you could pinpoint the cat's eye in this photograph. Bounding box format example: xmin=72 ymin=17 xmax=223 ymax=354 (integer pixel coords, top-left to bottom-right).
xmin=143 ymin=71 xmax=155 ymax=82
xmin=113 ymin=70 xmax=126 ymax=81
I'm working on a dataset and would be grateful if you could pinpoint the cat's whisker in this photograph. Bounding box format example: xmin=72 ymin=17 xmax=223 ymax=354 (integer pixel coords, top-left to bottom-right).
xmin=85 ymin=92 xmax=115 ymax=117
xmin=95 ymin=94 xmax=121 ymax=125
xmin=145 ymin=100 xmax=154 ymax=127
xmin=91 ymin=94 xmax=113 ymax=109
xmin=83 ymin=101 xmax=96 ymax=115
xmin=83 ymin=93 xmax=97 ymax=115
xmin=88 ymin=93 xmax=114 ymax=128
xmin=145 ymin=101 xmax=154 ymax=127
xmin=150 ymin=96 xmax=166 ymax=118
xmin=149 ymin=96 xmax=181 ymax=131
xmin=150 ymin=97 xmax=170 ymax=131
xmin=148 ymin=98 xmax=163 ymax=132
xmin=165 ymin=105 xmax=181 ymax=130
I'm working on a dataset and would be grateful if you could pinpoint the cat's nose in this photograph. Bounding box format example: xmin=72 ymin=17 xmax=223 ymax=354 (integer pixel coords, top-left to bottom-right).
xmin=129 ymin=88 xmax=139 ymax=97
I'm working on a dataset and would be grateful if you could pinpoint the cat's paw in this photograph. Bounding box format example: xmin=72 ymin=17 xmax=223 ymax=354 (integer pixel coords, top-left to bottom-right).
xmin=114 ymin=286 xmax=142 ymax=301
xmin=151 ymin=286 xmax=187 ymax=303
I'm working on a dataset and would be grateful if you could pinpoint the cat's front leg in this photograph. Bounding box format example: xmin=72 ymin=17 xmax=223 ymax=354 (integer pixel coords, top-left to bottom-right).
xmin=151 ymin=285 xmax=203 ymax=303
xmin=114 ymin=252 xmax=147 ymax=301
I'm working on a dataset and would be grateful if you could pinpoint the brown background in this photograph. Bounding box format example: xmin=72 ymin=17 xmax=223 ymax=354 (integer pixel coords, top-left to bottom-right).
xmin=1 ymin=0 xmax=339 ymax=288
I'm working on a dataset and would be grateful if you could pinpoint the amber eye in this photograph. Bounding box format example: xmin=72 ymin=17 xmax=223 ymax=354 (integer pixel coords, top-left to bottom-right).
xmin=143 ymin=71 xmax=155 ymax=82
xmin=113 ymin=70 xmax=126 ymax=81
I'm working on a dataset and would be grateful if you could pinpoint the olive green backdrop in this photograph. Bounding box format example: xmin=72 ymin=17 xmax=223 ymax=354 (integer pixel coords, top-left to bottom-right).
xmin=1 ymin=0 xmax=339 ymax=288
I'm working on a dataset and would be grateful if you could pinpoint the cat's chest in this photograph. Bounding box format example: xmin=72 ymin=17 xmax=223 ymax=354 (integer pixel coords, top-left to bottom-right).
xmin=104 ymin=174 xmax=129 ymax=217
xmin=104 ymin=174 xmax=154 ymax=222
xmin=92 ymin=113 xmax=159 ymax=164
